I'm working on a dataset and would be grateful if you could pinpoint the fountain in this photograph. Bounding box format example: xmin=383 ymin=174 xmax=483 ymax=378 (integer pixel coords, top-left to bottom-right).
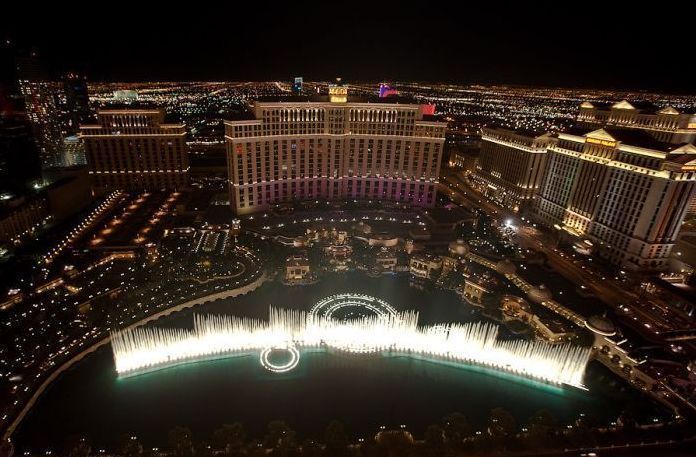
xmin=111 ymin=296 xmax=591 ymax=388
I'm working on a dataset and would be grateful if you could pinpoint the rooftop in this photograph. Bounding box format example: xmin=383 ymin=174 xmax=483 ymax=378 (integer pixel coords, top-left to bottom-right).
xmin=563 ymin=126 xmax=680 ymax=151
xmin=581 ymin=100 xmax=696 ymax=116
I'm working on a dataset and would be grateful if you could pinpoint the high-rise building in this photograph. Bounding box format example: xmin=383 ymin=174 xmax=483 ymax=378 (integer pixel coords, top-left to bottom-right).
xmin=534 ymin=127 xmax=696 ymax=270
xmin=292 ymin=77 xmax=303 ymax=95
xmin=471 ymin=127 xmax=552 ymax=211
xmin=577 ymin=100 xmax=696 ymax=144
xmin=80 ymin=109 xmax=188 ymax=192
xmin=225 ymin=96 xmax=446 ymax=215
xmin=16 ymin=52 xmax=65 ymax=169
xmin=0 ymin=112 xmax=42 ymax=190
xmin=578 ymin=100 xmax=696 ymax=217
xmin=61 ymin=73 xmax=91 ymax=134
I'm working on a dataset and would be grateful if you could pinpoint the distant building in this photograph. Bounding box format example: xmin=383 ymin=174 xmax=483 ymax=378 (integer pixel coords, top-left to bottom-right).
xmin=292 ymin=77 xmax=303 ymax=94
xmin=0 ymin=173 xmax=91 ymax=246
xmin=0 ymin=194 xmax=49 ymax=245
xmin=16 ymin=53 xmax=64 ymax=169
xmin=80 ymin=109 xmax=188 ymax=192
xmin=578 ymin=100 xmax=696 ymax=144
xmin=225 ymin=92 xmax=446 ymax=214
xmin=61 ymin=135 xmax=86 ymax=167
xmin=535 ymin=127 xmax=696 ymax=270
xmin=374 ymin=248 xmax=398 ymax=271
xmin=462 ymin=276 xmax=491 ymax=304
xmin=472 ymin=127 xmax=553 ymax=211
xmin=62 ymin=73 xmax=91 ymax=134
xmin=113 ymin=90 xmax=138 ymax=101
xmin=409 ymin=253 xmax=442 ymax=279
xmin=328 ymin=83 xmax=348 ymax=103
xmin=285 ymin=255 xmax=311 ymax=281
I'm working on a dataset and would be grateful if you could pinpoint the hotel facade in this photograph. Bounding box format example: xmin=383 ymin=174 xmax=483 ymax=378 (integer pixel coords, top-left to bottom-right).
xmin=471 ymin=127 xmax=552 ymax=211
xmin=535 ymin=127 xmax=696 ymax=270
xmin=80 ymin=109 xmax=188 ymax=192
xmin=577 ymin=100 xmax=696 ymax=144
xmin=225 ymin=96 xmax=446 ymax=214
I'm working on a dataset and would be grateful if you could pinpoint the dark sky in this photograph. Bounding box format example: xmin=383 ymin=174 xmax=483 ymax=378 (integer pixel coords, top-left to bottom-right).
xmin=2 ymin=3 xmax=695 ymax=93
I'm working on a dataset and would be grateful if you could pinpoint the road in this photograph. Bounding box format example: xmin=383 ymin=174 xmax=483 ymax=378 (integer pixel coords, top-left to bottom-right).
xmin=440 ymin=169 xmax=687 ymax=345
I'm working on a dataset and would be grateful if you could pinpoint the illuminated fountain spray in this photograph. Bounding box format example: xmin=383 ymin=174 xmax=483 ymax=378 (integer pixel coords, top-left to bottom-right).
xmin=111 ymin=295 xmax=591 ymax=388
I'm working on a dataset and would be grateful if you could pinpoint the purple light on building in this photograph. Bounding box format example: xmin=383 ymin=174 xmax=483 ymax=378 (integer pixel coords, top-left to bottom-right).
xmin=379 ymin=83 xmax=398 ymax=98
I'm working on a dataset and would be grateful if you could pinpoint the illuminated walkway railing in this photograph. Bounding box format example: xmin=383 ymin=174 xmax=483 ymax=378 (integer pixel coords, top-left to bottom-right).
xmin=467 ymin=253 xmax=586 ymax=326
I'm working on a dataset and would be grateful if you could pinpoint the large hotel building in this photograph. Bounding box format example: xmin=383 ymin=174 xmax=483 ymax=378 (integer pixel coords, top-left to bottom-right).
xmin=471 ymin=100 xmax=696 ymax=270
xmin=225 ymin=91 xmax=446 ymax=214
xmin=536 ymin=127 xmax=696 ymax=270
xmin=80 ymin=109 xmax=188 ymax=192
xmin=16 ymin=55 xmax=65 ymax=169
xmin=577 ymin=100 xmax=696 ymax=144
xmin=471 ymin=127 xmax=552 ymax=211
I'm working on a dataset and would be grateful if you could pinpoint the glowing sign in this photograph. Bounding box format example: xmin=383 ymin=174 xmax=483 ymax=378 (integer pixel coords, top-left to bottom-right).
xmin=419 ymin=104 xmax=436 ymax=116
xmin=586 ymin=138 xmax=616 ymax=148
xmin=329 ymin=85 xmax=348 ymax=103
xmin=379 ymin=83 xmax=398 ymax=98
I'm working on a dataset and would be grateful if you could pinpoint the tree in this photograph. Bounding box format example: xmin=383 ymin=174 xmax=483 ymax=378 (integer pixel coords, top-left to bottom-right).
xmin=300 ymin=439 xmax=323 ymax=457
xmin=424 ymin=424 xmax=444 ymax=455
xmin=458 ymin=220 xmax=477 ymax=241
xmin=324 ymin=420 xmax=349 ymax=456
xmin=525 ymin=409 xmax=559 ymax=450
xmin=617 ymin=408 xmax=638 ymax=431
xmin=193 ymin=442 xmax=213 ymax=457
xmin=119 ymin=434 xmax=143 ymax=457
xmin=213 ymin=422 xmax=246 ymax=455
xmin=263 ymin=420 xmax=297 ymax=456
xmin=65 ymin=436 xmax=90 ymax=457
xmin=488 ymin=408 xmax=517 ymax=439
xmin=376 ymin=431 xmax=413 ymax=457
xmin=567 ymin=415 xmax=598 ymax=449
xmin=475 ymin=212 xmax=493 ymax=238
xmin=442 ymin=412 xmax=470 ymax=449
xmin=482 ymin=291 xmax=504 ymax=313
xmin=168 ymin=426 xmax=194 ymax=457
xmin=246 ymin=440 xmax=266 ymax=457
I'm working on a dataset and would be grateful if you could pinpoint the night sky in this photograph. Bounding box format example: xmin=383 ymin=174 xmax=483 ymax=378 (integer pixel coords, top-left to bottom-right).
xmin=2 ymin=4 xmax=695 ymax=93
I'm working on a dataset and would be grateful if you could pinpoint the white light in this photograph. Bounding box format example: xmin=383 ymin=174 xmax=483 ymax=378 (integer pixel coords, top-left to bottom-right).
xmin=260 ymin=345 xmax=300 ymax=373
xmin=111 ymin=297 xmax=591 ymax=388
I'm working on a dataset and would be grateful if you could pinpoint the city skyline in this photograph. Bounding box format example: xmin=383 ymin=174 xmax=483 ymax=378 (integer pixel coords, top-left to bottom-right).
xmin=2 ymin=5 xmax=696 ymax=93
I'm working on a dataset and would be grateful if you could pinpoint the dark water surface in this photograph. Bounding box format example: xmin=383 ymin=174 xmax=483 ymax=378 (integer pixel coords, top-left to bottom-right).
xmin=13 ymin=273 xmax=666 ymax=450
